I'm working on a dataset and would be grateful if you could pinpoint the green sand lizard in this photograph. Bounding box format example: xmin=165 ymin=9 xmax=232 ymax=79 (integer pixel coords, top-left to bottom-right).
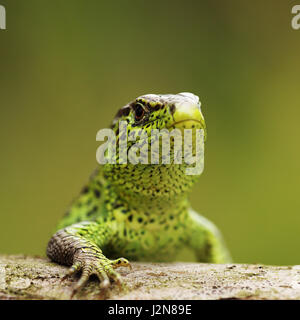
xmin=47 ymin=92 xmax=231 ymax=291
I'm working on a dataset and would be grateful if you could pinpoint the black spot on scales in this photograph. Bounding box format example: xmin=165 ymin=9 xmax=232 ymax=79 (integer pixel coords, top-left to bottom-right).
xmin=152 ymin=104 xmax=161 ymax=111
xmin=87 ymin=206 xmax=98 ymax=217
xmin=81 ymin=186 xmax=89 ymax=194
xmin=94 ymin=189 xmax=101 ymax=198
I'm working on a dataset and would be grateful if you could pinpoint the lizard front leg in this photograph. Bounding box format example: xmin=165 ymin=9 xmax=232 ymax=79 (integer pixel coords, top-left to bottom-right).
xmin=186 ymin=209 xmax=232 ymax=263
xmin=47 ymin=221 xmax=131 ymax=291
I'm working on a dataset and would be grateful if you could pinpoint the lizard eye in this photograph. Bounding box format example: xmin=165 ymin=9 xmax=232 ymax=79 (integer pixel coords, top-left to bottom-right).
xmin=134 ymin=103 xmax=145 ymax=121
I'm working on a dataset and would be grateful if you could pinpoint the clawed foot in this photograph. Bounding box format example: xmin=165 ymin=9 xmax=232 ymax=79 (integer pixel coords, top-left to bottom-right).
xmin=62 ymin=248 xmax=131 ymax=294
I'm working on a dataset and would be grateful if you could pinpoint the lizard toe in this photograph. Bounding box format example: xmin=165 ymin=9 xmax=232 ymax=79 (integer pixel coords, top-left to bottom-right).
xmin=111 ymin=257 xmax=132 ymax=270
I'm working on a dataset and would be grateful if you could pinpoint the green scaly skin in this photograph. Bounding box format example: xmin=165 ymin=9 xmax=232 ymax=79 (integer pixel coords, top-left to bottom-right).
xmin=47 ymin=92 xmax=231 ymax=291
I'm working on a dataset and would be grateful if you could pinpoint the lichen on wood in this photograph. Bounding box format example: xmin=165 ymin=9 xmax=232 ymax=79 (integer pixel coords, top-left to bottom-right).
xmin=0 ymin=255 xmax=299 ymax=300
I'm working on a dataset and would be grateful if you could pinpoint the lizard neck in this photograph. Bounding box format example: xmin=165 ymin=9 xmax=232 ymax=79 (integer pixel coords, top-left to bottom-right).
xmin=104 ymin=181 xmax=190 ymax=216
xmin=103 ymin=163 xmax=199 ymax=212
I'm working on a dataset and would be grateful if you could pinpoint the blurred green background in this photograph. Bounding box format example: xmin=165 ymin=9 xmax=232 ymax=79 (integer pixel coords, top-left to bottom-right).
xmin=0 ymin=0 xmax=299 ymax=265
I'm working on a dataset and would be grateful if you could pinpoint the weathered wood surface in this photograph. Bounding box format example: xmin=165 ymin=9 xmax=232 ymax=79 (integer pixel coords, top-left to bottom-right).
xmin=0 ymin=255 xmax=299 ymax=300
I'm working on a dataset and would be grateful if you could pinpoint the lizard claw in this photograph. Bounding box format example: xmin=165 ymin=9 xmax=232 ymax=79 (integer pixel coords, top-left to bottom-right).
xmin=66 ymin=249 xmax=130 ymax=293
xmin=110 ymin=257 xmax=132 ymax=270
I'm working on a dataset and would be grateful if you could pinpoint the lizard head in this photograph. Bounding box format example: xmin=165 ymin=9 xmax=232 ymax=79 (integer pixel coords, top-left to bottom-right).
xmin=103 ymin=93 xmax=206 ymax=199
xmin=111 ymin=92 xmax=206 ymax=136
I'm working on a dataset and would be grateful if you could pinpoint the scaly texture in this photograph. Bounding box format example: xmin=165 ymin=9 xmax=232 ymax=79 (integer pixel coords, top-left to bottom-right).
xmin=47 ymin=93 xmax=231 ymax=291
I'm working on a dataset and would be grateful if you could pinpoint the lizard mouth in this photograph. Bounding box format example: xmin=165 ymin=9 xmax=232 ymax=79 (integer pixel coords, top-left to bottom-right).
xmin=169 ymin=100 xmax=204 ymax=131
xmin=168 ymin=119 xmax=202 ymax=129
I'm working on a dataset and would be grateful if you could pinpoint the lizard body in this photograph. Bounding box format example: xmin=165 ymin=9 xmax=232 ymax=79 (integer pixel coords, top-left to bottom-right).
xmin=47 ymin=93 xmax=231 ymax=290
